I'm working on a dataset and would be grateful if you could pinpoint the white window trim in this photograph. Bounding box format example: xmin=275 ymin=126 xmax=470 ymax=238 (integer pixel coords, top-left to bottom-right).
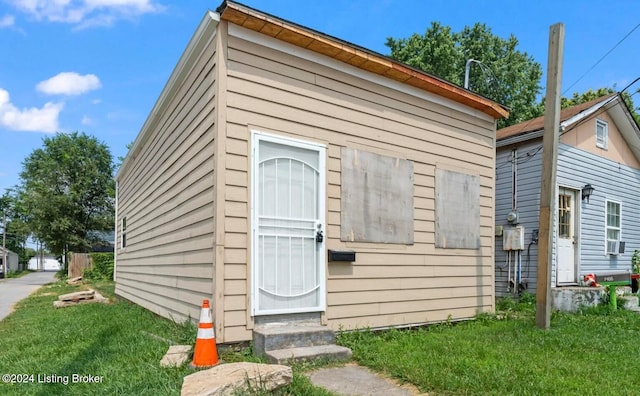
xmin=596 ymin=119 xmax=608 ymax=150
xmin=604 ymin=199 xmax=621 ymax=255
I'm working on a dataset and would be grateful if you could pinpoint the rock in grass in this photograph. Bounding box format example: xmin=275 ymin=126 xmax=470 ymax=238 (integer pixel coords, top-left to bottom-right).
xmin=53 ymin=289 xmax=109 ymax=308
xmin=58 ymin=290 xmax=95 ymax=302
xmin=161 ymin=345 xmax=192 ymax=368
xmin=181 ymin=362 xmax=292 ymax=396
xmin=67 ymin=276 xmax=83 ymax=285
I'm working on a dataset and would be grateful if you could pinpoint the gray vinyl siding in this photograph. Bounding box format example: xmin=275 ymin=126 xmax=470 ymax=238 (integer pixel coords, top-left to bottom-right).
xmin=495 ymin=140 xmax=640 ymax=296
xmin=495 ymin=141 xmax=543 ymax=296
xmin=115 ymin=34 xmax=217 ymax=323
xmin=558 ymin=143 xmax=640 ymax=274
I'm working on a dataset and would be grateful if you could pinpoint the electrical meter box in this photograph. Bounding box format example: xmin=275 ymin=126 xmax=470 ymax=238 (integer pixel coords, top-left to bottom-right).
xmin=503 ymin=225 xmax=525 ymax=250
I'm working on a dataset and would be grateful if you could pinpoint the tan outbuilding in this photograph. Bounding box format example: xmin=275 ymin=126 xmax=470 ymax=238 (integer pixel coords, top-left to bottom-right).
xmin=115 ymin=1 xmax=508 ymax=344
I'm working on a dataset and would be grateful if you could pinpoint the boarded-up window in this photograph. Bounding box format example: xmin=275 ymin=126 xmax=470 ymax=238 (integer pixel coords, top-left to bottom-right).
xmin=435 ymin=168 xmax=480 ymax=249
xmin=341 ymin=148 xmax=414 ymax=244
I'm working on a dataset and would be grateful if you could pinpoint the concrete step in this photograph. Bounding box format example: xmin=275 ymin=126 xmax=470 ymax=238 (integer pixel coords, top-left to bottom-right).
xmin=265 ymin=344 xmax=353 ymax=364
xmin=620 ymin=295 xmax=639 ymax=310
xmin=253 ymin=325 xmax=335 ymax=355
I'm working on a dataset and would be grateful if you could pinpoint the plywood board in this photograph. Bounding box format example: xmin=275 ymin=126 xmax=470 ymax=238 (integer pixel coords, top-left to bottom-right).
xmin=435 ymin=168 xmax=480 ymax=249
xmin=341 ymin=148 xmax=414 ymax=244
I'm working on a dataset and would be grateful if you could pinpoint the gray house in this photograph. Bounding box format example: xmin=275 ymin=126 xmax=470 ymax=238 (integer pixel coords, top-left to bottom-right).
xmin=495 ymin=93 xmax=640 ymax=296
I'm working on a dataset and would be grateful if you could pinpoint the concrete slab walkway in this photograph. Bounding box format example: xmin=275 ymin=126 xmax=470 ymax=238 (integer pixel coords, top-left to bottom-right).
xmin=0 ymin=271 xmax=57 ymax=321
xmin=308 ymin=363 xmax=426 ymax=396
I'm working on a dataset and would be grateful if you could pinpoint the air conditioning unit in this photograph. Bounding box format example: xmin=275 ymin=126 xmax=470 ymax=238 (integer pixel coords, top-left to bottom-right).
xmin=607 ymin=240 xmax=625 ymax=255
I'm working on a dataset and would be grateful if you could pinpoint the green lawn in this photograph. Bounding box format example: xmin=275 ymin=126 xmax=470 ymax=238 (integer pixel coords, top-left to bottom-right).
xmin=0 ymin=280 xmax=332 ymax=396
xmin=339 ymin=299 xmax=640 ymax=396
xmin=3 ymin=280 xmax=639 ymax=396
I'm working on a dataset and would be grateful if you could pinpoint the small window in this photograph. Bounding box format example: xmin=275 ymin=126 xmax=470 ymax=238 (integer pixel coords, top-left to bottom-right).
xmin=558 ymin=194 xmax=572 ymax=238
xmin=121 ymin=217 xmax=127 ymax=249
xmin=596 ymin=119 xmax=608 ymax=149
xmin=605 ymin=200 xmax=620 ymax=255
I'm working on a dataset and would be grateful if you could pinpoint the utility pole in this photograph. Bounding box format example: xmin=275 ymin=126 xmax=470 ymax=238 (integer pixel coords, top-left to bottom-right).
xmin=536 ymin=23 xmax=565 ymax=329
xmin=2 ymin=210 xmax=6 ymax=277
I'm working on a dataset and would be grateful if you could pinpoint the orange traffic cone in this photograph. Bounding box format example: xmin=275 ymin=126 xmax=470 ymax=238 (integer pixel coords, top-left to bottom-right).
xmin=191 ymin=299 xmax=219 ymax=368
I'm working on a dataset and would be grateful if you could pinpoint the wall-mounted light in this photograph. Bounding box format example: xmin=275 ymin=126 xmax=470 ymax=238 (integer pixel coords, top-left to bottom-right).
xmin=582 ymin=184 xmax=595 ymax=203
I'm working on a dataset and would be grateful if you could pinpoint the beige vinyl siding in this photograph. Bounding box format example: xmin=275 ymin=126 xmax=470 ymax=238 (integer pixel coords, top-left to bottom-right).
xmin=115 ymin=34 xmax=217 ymax=323
xmin=223 ymin=28 xmax=496 ymax=335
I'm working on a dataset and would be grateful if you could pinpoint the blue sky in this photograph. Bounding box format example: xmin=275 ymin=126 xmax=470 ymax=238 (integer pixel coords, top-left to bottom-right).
xmin=1 ymin=0 xmax=638 ymax=196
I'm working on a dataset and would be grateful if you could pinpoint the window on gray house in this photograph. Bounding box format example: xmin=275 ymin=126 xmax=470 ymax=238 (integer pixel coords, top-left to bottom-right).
xmin=605 ymin=200 xmax=620 ymax=255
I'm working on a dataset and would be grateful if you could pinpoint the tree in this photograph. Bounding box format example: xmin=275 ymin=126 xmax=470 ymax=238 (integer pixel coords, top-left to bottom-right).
xmin=0 ymin=191 xmax=31 ymax=265
xmin=386 ymin=22 xmax=543 ymax=128
xmin=18 ymin=132 xmax=115 ymax=256
xmin=116 ymin=141 xmax=134 ymax=169
xmin=535 ymin=87 xmax=640 ymax=125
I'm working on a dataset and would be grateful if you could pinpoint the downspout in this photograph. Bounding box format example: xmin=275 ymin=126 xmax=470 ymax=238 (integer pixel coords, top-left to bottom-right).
xmin=113 ymin=180 xmax=118 ymax=282
xmin=512 ymin=148 xmax=523 ymax=293
xmin=512 ymin=148 xmax=517 ymax=211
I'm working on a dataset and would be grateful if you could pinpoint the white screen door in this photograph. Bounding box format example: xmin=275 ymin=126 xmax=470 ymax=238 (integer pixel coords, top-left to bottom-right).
xmin=252 ymin=132 xmax=326 ymax=315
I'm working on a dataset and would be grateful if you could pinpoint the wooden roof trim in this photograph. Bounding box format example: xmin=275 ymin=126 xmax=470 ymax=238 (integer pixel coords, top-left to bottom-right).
xmin=218 ymin=1 xmax=509 ymax=120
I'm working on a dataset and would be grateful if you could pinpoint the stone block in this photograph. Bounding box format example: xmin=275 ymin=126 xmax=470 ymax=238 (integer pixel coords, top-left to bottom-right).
xmin=181 ymin=362 xmax=292 ymax=396
xmin=161 ymin=345 xmax=192 ymax=368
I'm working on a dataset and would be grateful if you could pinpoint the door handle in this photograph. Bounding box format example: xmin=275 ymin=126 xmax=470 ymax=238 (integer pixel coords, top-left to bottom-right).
xmin=316 ymin=230 xmax=324 ymax=243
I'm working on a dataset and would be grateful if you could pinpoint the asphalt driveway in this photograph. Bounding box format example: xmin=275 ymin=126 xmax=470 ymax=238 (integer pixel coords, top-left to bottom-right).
xmin=0 ymin=271 xmax=57 ymax=321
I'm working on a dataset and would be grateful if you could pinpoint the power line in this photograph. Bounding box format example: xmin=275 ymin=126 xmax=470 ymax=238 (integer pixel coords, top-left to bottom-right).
xmin=496 ymin=80 xmax=640 ymax=171
xmin=562 ymin=22 xmax=640 ymax=96
xmin=498 ymin=23 xmax=640 ymax=143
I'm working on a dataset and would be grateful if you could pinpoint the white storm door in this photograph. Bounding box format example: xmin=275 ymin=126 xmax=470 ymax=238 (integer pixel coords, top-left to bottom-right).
xmin=252 ymin=132 xmax=326 ymax=316
xmin=557 ymin=187 xmax=577 ymax=284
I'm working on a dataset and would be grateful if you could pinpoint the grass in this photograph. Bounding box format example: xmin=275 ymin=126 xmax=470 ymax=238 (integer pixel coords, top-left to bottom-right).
xmin=5 ymin=269 xmax=35 ymax=279
xmin=5 ymin=280 xmax=640 ymax=395
xmin=338 ymin=297 xmax=640 ymax=396
xmin=0 ymin=280 xmax=334 ymax=396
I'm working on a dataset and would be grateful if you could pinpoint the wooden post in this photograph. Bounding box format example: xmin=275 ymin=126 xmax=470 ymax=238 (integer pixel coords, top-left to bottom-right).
xmin=536 ymin=23 xmax=565 ymax=329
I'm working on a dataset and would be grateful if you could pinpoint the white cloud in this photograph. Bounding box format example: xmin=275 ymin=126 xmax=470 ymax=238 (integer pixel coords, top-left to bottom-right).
xmin=81 ymin=115 xmax=92 ymax=125
xmin=37 ymin=72 xmax=101 ymax=96
xmin=0 ymin=88 xmax=63 ymax=133
xmin=8 ymin=0 xmax=163 ymax=28
xmin=91 ymin=98 xmax=101 ymax=104
xmin=0 ymin=15 xmax=15 ymax=27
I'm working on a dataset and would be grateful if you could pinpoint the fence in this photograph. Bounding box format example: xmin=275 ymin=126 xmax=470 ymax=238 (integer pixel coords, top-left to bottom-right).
xmin=68 ymin=253 xmax=93 ymax=278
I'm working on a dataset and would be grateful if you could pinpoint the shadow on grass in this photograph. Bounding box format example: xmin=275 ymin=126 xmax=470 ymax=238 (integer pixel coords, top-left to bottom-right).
xmin=35 ymin=325 xmax=117 ymax=396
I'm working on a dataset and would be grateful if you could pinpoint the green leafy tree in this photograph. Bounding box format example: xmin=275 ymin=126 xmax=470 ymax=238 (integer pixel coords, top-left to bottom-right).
xmin=535 ymin=87 xmax=640 ymax=125
xmin=18 ymin=132 xmax=115 ymax=256
xmin=386 ymin=22 xmax=543 ymax=128
xmin=116 ymin=141 xmax=134 ymax=169
xmin=619 ymin=89 xmax=640 ymax=126
xmin=562 ymin=87 xmax=615 ymax=108
xmin=0 ymin=191 xmax=31 ymax=265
